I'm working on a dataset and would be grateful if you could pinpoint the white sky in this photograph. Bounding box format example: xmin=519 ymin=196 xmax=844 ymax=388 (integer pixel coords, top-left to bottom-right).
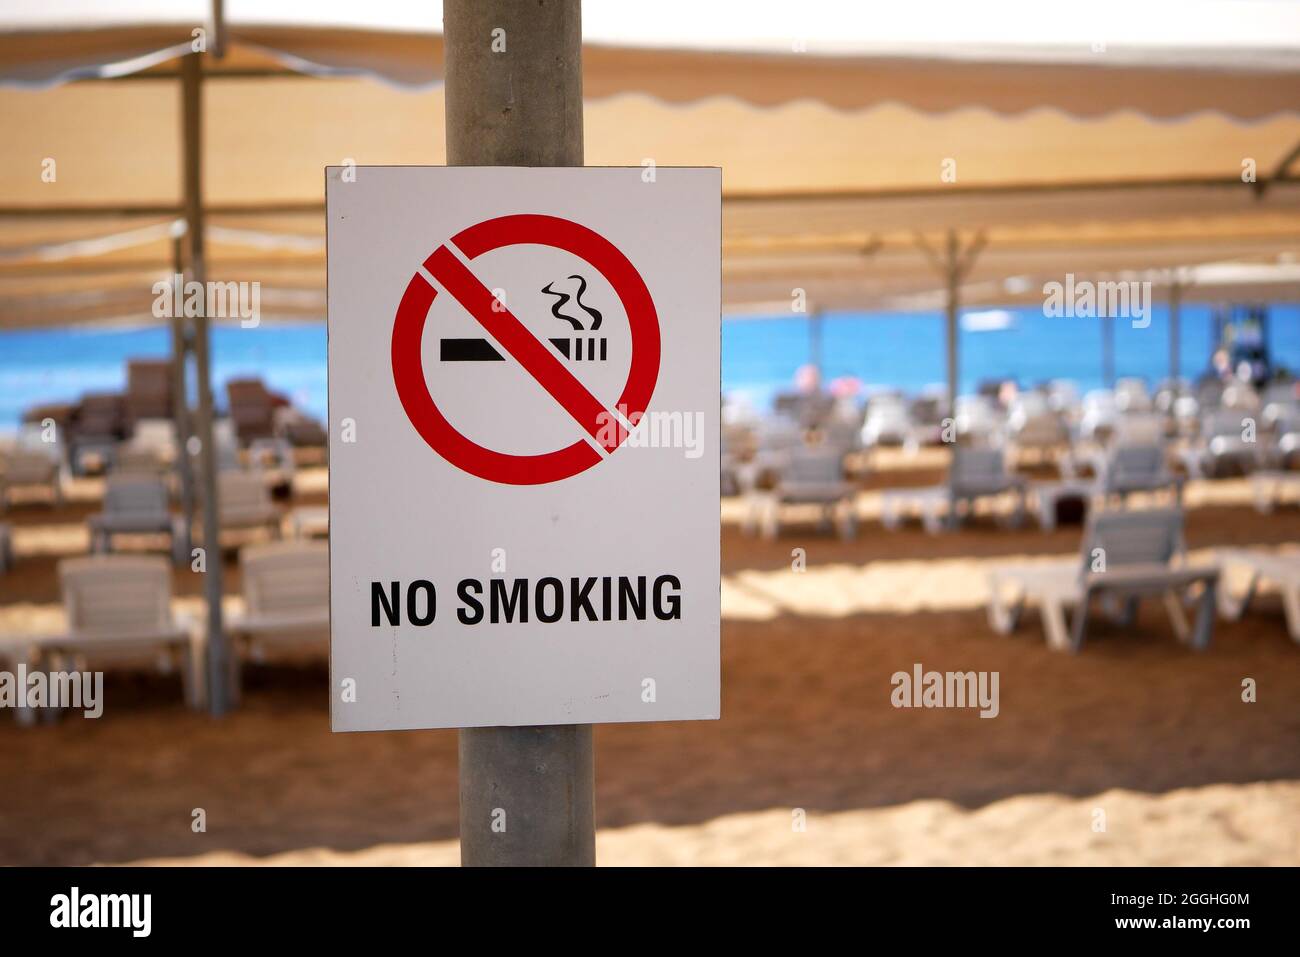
xmin=2 ymin=0 xmax=1299 ymax=55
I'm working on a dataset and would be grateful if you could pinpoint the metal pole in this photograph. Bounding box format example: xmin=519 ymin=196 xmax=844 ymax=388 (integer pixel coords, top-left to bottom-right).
xmin=170 ymin=236 xmax=196 ymax=524
xmin=944 ymin=229 xmax=960 ymax=416
xmin=1102 ymin=314 xmax=1116 ymax=389
xmin=1168 ymin=279 xmax=1182 ymax=389
xmin=445 ymin=0 xmax=595 ymax=867
xmin=181 ymin=52 xmax=231 ymax=715
xmin=810 ymin=311 xmax=824 ymax=384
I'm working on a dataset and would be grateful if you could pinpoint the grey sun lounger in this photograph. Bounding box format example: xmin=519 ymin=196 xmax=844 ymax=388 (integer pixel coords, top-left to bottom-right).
xmin=743 ymin=445 xmax=857 ymax=539
xmin=88 ymin=475 xmax=189 ymax=562
xmin=988 ymin=507 xmax=1218 ymax=652
xmin=882 ymin=446 xmax=1025 ymax=534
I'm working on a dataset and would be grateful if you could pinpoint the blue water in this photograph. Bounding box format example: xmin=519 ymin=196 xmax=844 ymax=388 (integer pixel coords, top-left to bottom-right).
xmin=723 ymin=304 xmax=1300 ymax=410
xmin=1 ymin=306 xmax=1297 ymax=429
xmin=0 ymin=324 xmax=327 ymax=432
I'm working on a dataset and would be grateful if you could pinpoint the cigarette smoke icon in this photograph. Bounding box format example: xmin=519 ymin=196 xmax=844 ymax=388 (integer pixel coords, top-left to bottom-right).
xmin=440 ymin=274 xmax=607 ymax=363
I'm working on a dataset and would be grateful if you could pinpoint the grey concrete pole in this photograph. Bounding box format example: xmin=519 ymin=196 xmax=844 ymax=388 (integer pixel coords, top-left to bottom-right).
xmin=1169 ymin=280 xmax=1182 ymax=388
xmin=944 ymin=229 xmax=960 ymax=417
xmin=169 ymin=235 xmax=196 ymax=525
xmin=810 ymin=311 xmax=824 ymax=385
xmin=444 ymin=0 xmax=595 ymax=867
xmin=1102 ymin=313 xmax=1116 ymax=389
xmin=181 ymin=52 xmax=232 ymax=715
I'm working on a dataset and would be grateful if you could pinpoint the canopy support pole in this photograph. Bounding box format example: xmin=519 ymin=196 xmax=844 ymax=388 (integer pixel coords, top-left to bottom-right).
xmin=1168 ymin=276 xmax=1184 ymax=389
xmin=1102 ymin=314 xmax=1116 ymax=389
xmin=446 ymin=0 xmax=595 ymax=868
xmin=181 ymin=52 xmax=231 ymax=716
xmin=169 ymin=235 xmax=196 ymax=527
xmin=915 ymin=229 xmax=986 ymax=417
xmin=810 ymin=310 xmax=825 ymax=384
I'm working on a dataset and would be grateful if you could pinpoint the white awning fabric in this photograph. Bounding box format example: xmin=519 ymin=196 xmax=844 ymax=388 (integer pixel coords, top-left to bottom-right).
xmin=1 ymin=1 xmax=1298 ymax=329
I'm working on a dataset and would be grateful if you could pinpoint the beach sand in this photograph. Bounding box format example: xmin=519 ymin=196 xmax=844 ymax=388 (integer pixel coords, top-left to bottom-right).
xmin=1 ymin=465 xmax=1298 ymax=866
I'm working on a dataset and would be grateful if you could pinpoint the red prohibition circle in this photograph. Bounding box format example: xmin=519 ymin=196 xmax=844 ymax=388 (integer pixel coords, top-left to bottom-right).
xmin=391 ymin=214 xmax=660 ymax=485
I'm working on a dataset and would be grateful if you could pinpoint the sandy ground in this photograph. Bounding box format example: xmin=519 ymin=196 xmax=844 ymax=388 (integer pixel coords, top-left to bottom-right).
xmin=1 ymin=462 xmax=1298 ymax=866
xmin=130 ymin=781 xmax=1300 ymax=866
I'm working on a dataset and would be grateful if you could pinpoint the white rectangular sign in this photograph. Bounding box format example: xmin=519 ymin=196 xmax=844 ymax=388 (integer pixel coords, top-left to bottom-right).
xmin=326 ymin=167 xmax=720 ymax=731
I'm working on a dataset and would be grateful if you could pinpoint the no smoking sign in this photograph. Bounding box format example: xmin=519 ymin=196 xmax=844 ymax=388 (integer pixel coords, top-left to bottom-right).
xmin=391 ymin=213 xmax=660 ymax=485
xmin=327 ymin=167 xmax=720 ymax=731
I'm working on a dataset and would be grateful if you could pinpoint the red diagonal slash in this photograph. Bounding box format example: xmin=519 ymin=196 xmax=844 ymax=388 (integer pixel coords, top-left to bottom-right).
xmin=424 ymin=244 xmax=625 ymax=450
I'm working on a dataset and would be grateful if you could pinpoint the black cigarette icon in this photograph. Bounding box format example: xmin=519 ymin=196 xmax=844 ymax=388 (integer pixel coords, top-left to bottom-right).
xmin=440 ymin=336 xmax=607 ymax=362
xmin=549 ymin=337 xmax=607 ymax=361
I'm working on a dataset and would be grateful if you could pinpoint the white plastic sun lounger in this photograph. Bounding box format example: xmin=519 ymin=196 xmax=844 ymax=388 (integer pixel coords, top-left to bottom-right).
xmin=1094 ymin=443 xmax=1183 ymax=504
xmin=743 ymin=446 xmax=857 ymax=539
xmin=1181 ymin=410 xmax=1263 ymax=478
xmin=88 ymin=475 xmax=188 ymax=562
xmin=209 ymin=470 xmax=282 ymax=543
xmin=40 ymin=555 xmax=205 ymax=710
xmin=987 ymin=508 xmax=1218 ymax=652
xmin=881 ymin=447 xmax=1025 ymax=534
xmin=247 ymin=436 xmax=296 ymax=493
xmin=0 ymin=635 xmax=42 ymax=724
xmin=1249 ymin=471 xmax=1300 ymax=514
xmin=1216 ymin=548 xmax=1300 ymax=643
xmin=0 ymin=448 xmax=62 ymax=510
xmin=229 ymin=541 xmax=329 ymax=663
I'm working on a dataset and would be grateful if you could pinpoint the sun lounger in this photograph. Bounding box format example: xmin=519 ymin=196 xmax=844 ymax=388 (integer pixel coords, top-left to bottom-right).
xmin=953 ymin=395 xmax=1004 ymax=446
xmin=229 ymin=541 xmax=329 ymax=664
xmin=1006 ymin=408 xmax=1069 ymax=466
xmin=1249 ymin=470 xmax=1300 ymax=513
xmin=274 ymin=406 xmax=328 ymax=448
xmin=1094 ymin=443 xmax=1182 ymax=504
xmin=1114 ymin=378 xmax=1153 ymax=413
xmin=68 ymin=392 xmax=126 ymax=475
xmin=1216 ymin=548 xmax=1300 ymax=643
xmin=1263 ymin=406 xmax=1300 ymax=469
xmin=288 ymin=505 xmax=330 ymax=539
xmin=882 ymin=447 xmax=1025 ymax=534
xmin=860 ymin=395 xmax=917 ymax=450
xmin=0 ymin=447 xmax=62 ymax=510
xmin=1181 ymin=410 xmax=1263 ymax=478
xmin=743 ymin=445 xmax=856 ymax=539
xmin=0 ymin=635 xmax=41 ymax=725
xmin=247 ymin=436 xmax=296 ymax=494
xmin=1079 ymin=390 xmax=1118 ymax=442
xmin=1026 ymin=478 xmax=1095 ymax=532
xmin=88 ymin=475 xmax=188 ymax=562
xmin=124 ymin=359 xmax=173 ymax=432
xmin=987 ymin=508 xmax=1218 ymax=652
xmin=210 ymin=470 xmax=282 ymax=543
xmin=1111 ymin=413 xmax=1166 ymax=447
xmin=120 ymin=418 xmax=179 ymax=473
xmin=42 ymin=555 xmax=205 ymax=710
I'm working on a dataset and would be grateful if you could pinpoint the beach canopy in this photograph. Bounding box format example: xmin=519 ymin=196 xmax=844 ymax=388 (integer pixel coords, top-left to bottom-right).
xmin=5 ymin=0 xmax=1300 ymax=118
xmin=2 ymin=0 xmax=1300 ymax=328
